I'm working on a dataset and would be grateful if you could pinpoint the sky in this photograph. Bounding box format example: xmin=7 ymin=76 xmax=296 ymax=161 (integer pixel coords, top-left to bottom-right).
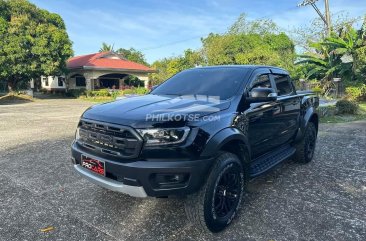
xmin=29 ymin=0 xmax=366 ymax=64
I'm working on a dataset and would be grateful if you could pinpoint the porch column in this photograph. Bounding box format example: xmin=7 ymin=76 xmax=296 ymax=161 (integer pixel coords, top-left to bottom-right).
xmin=119 ymin=77 xmax=127 ymax=89
xmin=137 ymin=75 xmax=149 ymax=89
xmin=144 ymin=79 xmax=150 ymax=89
xmin=87 ymin=78 xmax=99 ymax=90
xmin=86 ymin=78 xmax=95 ymax=90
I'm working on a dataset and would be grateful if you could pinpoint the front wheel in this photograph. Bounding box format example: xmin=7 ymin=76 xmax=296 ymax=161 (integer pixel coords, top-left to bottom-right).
xmin=184 ymin=152 xmax=245 ymax=232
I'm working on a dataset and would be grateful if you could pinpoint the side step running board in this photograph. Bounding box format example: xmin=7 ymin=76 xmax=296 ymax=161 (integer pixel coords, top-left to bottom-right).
xmin=250 ymin=145 xmax=296 ymax=178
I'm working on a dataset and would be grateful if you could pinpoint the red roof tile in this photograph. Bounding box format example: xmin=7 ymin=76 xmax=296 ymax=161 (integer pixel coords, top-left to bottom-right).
xmin=67 ymin=51 xmax=153 ymax=72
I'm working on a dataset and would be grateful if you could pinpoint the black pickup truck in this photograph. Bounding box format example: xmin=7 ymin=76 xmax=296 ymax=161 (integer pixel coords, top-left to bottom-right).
xmin=71 ymin=65 xmax=319 ymax=232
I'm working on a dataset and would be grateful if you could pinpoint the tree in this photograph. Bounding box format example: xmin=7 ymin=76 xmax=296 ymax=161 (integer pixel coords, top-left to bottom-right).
xmin=354 ymin=16 xmax=366 ymax=82
xmin=150 ymin=15 xmax=295 ymax=84
xmin=116 ymin=47 xmax=148 ymax=66
xmin=0 ymin=0 xmax=73 ymax=91
xmin=201 ymin=16 xmax=295 ymax=71
xmin=228 ymin=13 xmax=279 ymax=35
xmin=149 ymin=49 xmax=204 ymax=85
xmin=296 ymin=21 xmax=366 ymax=83
xmin=296 ymin=42 xmax=343 ymax=82
xmin=291 ymin=12 xmax=362 ymax=52
xmin=99 ymin=42 xmax=114 ymax=52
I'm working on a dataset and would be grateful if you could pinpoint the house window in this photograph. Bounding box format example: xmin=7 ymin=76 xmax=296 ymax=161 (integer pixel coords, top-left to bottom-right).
xmin=75 ymin=76 xmax=86 ymax=87
xmin=43 ymin=77 xmax=49 ymax=87
xmin=58 ymin=77 xmax=64 ymax=87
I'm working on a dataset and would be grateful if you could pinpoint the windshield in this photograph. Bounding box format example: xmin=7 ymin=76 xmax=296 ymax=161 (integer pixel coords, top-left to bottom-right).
xmin=151 ymin=68 xmax=248 ymax=100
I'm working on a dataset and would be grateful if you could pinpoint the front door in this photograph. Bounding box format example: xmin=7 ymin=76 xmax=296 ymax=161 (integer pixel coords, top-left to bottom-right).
xmin=244 ymin=69 xmax=281 ymax=158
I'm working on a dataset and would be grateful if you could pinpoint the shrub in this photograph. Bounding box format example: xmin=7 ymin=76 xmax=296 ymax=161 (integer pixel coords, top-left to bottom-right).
xmin=318 ymin=105 xmax=337 ymax=117
xmin=120 ymin=87 xmax=149 ymax=96
xmin=345 ymin=84 xmax=366 ymax=101
xmin=65 ymin=89 xmax=86 ymax=97
xmin=135 ymin=87 xmax=149 ymax=95
xmin=311 ymin=86 xmax=322 ymax=96
xmin=122 ymin=89 xmax=135 ymax=95
xmin=110 ymin=90 xmax=123 ymax=99
xmin=336 ymin=99 xmax=359 ymax=115
xmin=91 ymin=89 xmax=110 ymax=97
xmin=85 ymin=90 xmax=92 ymax=97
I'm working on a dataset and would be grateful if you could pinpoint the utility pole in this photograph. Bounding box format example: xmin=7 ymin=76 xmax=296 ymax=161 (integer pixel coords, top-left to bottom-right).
xmin=298 ymin=0 xmax=331 ymax=36
xmin=324 ymin=0 xmax=331 ymax=35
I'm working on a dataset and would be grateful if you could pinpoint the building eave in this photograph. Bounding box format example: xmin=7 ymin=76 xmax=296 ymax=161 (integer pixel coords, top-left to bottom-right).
xmin=67 ymin=66 xmax=156 ymax=73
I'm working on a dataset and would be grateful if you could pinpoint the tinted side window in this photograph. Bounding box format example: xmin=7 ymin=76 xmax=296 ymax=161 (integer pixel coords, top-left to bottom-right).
xmin=274 ymin=75 xmax=293 ymax=96
xmin=251 ymin=74 xmax=271 ymax=89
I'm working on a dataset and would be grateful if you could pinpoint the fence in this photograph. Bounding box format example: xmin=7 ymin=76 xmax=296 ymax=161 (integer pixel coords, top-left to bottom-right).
xmin=298 ymin=81 xmax=345 ymax=98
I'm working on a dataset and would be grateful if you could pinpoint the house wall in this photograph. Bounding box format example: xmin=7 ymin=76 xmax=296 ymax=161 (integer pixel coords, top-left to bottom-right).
xmin=68 ymin=70 xmax=150 ymax=90
xmin=41 ymin=76 xmax=66 ymax=91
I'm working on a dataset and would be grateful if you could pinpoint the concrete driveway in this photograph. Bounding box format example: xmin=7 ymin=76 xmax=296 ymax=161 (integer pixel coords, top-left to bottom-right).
xmin=0 ymin=99 xmax=365 ymax=241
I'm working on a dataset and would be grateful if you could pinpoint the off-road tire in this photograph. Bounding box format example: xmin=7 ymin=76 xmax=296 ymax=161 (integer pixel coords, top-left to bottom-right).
xmin=184 ymin=152 xmax=245 ymax=233
xmin=294 ymin=122 xmax=317 ymax=163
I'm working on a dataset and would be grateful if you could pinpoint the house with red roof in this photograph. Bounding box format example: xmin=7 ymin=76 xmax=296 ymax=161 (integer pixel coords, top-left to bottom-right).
xmin=39 ymin=51 xmax=155 ymax=91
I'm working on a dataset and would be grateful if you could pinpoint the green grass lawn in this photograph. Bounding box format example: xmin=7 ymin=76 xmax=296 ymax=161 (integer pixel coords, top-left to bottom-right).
xmin=320 ymin=102 xmax=366 ymax=123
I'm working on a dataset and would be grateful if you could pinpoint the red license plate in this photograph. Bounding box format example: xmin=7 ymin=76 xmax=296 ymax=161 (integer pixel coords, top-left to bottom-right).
xmin=81 ymin=155 xmax=105 ymax=176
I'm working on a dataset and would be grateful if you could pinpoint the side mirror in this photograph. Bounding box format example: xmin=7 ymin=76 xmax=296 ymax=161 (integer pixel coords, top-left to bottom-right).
xmin=246 ymin=87 xmax=277 ymax=103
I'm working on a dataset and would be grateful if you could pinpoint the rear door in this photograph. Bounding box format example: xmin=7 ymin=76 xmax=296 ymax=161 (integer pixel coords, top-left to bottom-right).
xmin=270 ymin=70 xmax=301 ymax=148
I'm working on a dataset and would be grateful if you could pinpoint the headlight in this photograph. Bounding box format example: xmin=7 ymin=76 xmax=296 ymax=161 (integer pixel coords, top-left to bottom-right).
xmin=137 ymin=127 xmax=190 ymax=146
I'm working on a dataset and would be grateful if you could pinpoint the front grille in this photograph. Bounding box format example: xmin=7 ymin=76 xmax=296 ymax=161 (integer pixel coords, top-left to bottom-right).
xmin=77 ymin=119 xmax=143 ymax=159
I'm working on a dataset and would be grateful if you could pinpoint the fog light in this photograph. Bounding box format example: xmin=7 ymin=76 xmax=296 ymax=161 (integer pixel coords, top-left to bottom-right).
xmin=155 ymin=173 xmax=188 ymax=185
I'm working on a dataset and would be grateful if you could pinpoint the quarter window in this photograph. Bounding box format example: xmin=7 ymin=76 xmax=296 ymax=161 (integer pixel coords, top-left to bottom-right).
xmin=273 ymin=75 xmax=294 ymax=96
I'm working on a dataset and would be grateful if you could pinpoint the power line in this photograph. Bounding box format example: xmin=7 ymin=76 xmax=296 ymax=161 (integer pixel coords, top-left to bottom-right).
xmin=298 ymin=0 xmax=331 ymax=35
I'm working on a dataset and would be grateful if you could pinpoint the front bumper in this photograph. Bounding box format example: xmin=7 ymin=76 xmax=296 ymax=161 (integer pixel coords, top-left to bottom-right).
xmin=74 ymin=164 xmax=148 ymax=197
xmin=71 ymin=142 xmax=214 ymax=197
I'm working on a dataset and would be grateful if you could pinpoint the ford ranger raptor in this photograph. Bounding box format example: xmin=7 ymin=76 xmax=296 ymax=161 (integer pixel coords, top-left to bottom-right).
xmin=71 ymin=65 xmax=319 ymax=232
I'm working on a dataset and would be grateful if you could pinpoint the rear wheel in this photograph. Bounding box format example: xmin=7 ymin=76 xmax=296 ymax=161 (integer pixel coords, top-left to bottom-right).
xmin=184 ymin=152 xmax=245 ymax=232
xmin=294 ymin=122 xmax=317 ymax=163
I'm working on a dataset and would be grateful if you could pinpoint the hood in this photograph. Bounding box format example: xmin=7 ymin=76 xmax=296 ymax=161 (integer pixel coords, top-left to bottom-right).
xmin=82 ymin=94 xmax=231 ymax=128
